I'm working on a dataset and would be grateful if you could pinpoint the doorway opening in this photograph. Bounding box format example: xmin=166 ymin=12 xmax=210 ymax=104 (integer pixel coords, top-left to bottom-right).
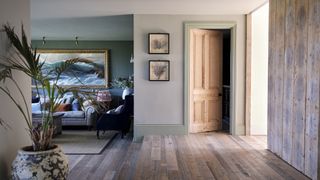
xmin=184 ymin=22 xmax=237 ymax=135
xmin=187 ymin=28 xmax=231 ymax=134
xmin=221 ymin=30 xmax=231 ymax=133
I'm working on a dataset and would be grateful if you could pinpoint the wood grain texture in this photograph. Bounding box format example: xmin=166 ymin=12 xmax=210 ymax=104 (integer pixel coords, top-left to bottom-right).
xmin=274 ymin=0 xmax=285 ymax=157
xmin=189 ymin=29 xmax=223 ymax=133
xmin=67 ymin=133 xmax=309 ymax=180
xmin=292 ymin=0 xmax=308 ymax=172
xmin=268 ymin=0 xmax=277 ymax=152
xmin=268 ymin=0 xmax=320 ymax=179
xmin=282 ymin=0 xmax=296 ymax=165
xmin=305 ymin=0 xmax=320 ymax=179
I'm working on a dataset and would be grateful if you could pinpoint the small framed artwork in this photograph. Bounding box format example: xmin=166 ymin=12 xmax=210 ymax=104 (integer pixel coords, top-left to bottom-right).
xmin=148 ymin=33 xmax=170 ymax=54
xmin=149 ymin=60 xmax=170 ymax=81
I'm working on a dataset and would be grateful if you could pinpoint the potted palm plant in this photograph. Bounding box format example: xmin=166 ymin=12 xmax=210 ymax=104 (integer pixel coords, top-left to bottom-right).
xmin=0 ymin=24 xmax=99 ymax=179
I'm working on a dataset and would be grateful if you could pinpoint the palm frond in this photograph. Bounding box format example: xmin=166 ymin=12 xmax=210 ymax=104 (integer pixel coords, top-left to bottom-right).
xmin=0 ymin=67 xmax=12 ymax=82
xmin=2 ymin=25 xmax=24 ymax=56
xmin=0 ymin=86 xmax=32 ymax=129
xmin=0 ymin=117 xmax=11 ymax=130
xmin=11 ymin=78 xmax=32 ymax=123
xmin=20 ymin=24 xmax=33 ymax=61
xmin=2 ymin=24 xmax=41 ymax=78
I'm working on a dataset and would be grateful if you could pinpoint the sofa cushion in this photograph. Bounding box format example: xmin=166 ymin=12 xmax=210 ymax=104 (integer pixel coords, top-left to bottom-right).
xmin=83 ymin=100 xmax=92 ymax=107
xmin=72 ymin=102 xmax=80 ymax=111
xmin=32 ymin=110 xmax=43 ymax=116
xmin=115 ymin=105 xmax=124 ymax=113
xmin=107 ymin=105 xmax=124 ymax=114
xmin=58 ymin=95 xmax=74 ymax=104
xmin=32 ymin=102 xmax=41 ymax=112
xmin=32 ymin=111 xmax=63 ymax=117
xmin=57 ymin=111 xmax=85 ymax=118
xmin=56 ymin=104 xmax=71 ymax=111
xmin=71 ymin=99 xmax=81 ymax=111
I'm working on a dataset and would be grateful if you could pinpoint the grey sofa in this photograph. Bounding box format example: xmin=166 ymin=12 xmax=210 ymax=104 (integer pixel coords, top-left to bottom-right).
xmin=32 ymin=95 xmax=97 ymax=128
xmin=55 ymin=106 xmax=96 ymax=127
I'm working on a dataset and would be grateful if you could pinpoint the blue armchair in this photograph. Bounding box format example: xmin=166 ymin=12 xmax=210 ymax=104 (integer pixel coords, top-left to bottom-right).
xmin=96 ymin=95 xmax=133 ymax=138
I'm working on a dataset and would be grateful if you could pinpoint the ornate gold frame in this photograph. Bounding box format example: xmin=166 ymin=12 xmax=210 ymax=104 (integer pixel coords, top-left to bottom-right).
xmin=36 ymin=49 xmax=109 ymax=88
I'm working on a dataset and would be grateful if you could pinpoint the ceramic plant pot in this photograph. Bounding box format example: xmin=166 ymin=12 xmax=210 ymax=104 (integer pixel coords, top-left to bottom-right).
xmin=11 ymin=145 xmax=69 ymax=180
xmin=122 ymin=87 xmax=133 ymax=100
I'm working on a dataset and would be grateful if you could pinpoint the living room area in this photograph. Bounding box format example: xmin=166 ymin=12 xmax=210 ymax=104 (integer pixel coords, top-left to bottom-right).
xmin=29 ymin=14 xmax=134 ymax=155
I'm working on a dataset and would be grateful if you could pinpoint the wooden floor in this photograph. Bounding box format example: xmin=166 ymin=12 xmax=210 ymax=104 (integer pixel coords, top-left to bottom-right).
xmin=68 ymin=132 xmax=309 ymax=180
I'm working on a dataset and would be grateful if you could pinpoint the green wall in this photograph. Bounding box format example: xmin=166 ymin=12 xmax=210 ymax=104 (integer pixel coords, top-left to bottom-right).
xmin=31 ymin=40 xmax=133 ymax=81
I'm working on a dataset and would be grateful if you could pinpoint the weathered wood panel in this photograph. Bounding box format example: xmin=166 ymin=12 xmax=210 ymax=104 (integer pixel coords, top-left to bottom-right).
xmin=268 ymin=0 xmax=320 ymax=179
xmin=305 ymin=0 xmax=320 ymax=179
xmin=268 ymin=0 xmax=277 ymax=153
xmin=274 ymin=0 xmax=285 ymax=157
xmin=292 ymin=0 xmax=308 ymax=172
xmin=282 ymin=0 xmax=295 ymax=164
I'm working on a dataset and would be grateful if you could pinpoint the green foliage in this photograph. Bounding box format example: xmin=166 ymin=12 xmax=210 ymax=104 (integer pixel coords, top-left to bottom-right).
xmin=0 ymin=24 xmax=100 ymax=151
xmin=110 ymin=76 xmax=134 ymax=89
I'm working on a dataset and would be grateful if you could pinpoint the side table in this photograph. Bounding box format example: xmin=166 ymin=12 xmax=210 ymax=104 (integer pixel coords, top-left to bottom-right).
xmin=32 ymin=113 xmax=63 ymax=137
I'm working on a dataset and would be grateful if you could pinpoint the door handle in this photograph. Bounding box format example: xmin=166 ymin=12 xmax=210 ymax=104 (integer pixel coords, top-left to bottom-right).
xmin=218 ymin=93 xmax=222 ymax=96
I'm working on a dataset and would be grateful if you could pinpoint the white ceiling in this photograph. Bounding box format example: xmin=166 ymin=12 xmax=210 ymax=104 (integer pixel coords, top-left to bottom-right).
xmin=31 ymin=0 xmax=267 ymax=41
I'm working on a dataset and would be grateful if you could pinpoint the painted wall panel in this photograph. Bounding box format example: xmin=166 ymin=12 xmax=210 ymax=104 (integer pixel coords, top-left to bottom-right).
xmin=250 ymin=3 xmax=269 ymax=135
xmin=134 ymin=14 xmax=245 ymax=136
xmin=0 ymin=0 xmax=31 ymax=178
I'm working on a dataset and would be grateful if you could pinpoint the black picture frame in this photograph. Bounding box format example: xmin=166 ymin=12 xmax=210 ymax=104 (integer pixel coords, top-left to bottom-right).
xmin=148 ymin=33 xmax=170 ymax=54
xmin=149 ymin=60 xmax=170 ymax=81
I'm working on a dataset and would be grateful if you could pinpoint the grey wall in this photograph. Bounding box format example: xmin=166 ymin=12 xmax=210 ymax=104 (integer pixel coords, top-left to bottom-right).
xmin=134 ymin=14 xmax=246 ymax=138
xmin=0 ymin=0 xmax=31 ymax=178
xmin=31 ymin=40 xmax=133 ymax=81
xmin=31 ymin=15 xmax=133 ymax=41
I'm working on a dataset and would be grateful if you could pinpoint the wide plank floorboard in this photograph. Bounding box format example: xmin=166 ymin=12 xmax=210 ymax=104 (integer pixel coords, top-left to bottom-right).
xmin=68 ymin=132 xmax=309 ymax=180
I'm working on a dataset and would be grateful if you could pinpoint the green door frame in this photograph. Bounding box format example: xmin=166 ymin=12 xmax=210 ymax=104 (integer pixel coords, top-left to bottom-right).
xmin=184 ymin=22 xmax=237 ymax=135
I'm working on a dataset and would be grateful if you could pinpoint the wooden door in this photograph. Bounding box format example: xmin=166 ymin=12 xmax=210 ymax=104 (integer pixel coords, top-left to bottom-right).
xmin=189 ymin=29 xmax=223 ymax=133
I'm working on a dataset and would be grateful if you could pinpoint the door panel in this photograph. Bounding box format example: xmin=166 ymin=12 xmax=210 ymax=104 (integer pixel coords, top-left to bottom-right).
xmin=189 ymin=29 xmax=223 ymax=133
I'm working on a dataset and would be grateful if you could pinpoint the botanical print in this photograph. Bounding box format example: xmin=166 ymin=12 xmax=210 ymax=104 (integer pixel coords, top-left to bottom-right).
xmin=149 ymin=34 xmax=169 ymax=54
xmin=38 ymin=51 xmax=107 ymax=86
xmin=149 ymin=61 xmax=169 ymax=81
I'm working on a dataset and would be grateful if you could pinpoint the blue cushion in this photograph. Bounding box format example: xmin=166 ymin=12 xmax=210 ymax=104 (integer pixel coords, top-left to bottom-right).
xmin=72 ymin=102 xmax=80 ymax=111
xmin=32 ymin=102 xmax=41 ymax=112
xmin=107 ymin=105 xmax=124 ymax=114
xmin=71 ymin=99 xmax=80 ymax=111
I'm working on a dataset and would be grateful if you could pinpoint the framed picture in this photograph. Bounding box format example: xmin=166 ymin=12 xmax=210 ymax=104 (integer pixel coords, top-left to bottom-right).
xmin=148 ymin=33 xmax=170 ymax=54
xmin=35 ymin=50 xmax=109 ymax=87
xmin=149 ymin=60 xmax=170 ymax=81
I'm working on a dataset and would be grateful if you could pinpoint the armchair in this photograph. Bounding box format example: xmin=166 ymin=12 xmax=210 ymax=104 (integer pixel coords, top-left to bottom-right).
xmin=96 ymin=95 xmax=133 ymax=138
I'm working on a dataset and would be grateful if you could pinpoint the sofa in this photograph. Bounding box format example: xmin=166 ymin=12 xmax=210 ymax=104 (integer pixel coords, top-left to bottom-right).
xmin=32 ymin=95 xmax=97 ymax=128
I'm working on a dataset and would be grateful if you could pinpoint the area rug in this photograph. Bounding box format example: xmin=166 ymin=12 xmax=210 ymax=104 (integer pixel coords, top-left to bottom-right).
xmin=52 ymin=130 xmax=117 ymax=155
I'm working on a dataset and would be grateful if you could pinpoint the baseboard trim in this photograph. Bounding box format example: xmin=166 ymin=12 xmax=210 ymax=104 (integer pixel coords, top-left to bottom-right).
xmin=133 ymin=124 xmax=186 ymax=142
